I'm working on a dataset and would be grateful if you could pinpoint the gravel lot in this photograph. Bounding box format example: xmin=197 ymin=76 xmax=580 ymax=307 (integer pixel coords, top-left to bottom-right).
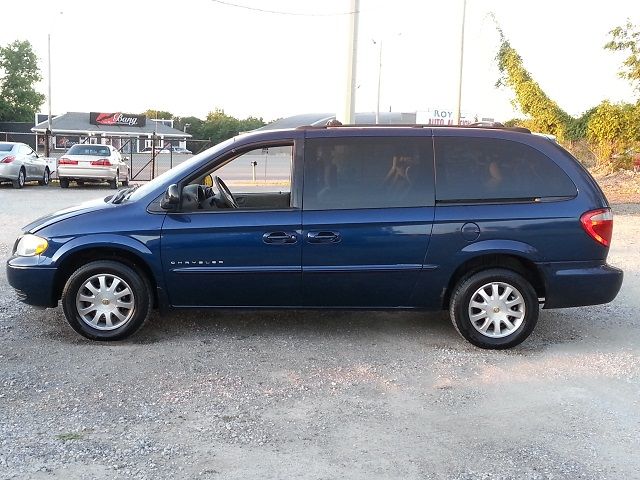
xmin=1 ymin=183 xmax=639 ymax=480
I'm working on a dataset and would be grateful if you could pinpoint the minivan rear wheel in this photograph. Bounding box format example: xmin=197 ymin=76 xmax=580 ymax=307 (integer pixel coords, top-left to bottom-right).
xmin=62 ymin=260 xmax=152 ymax=340
xmin=449 ymin=268 xmax=538 ymax=349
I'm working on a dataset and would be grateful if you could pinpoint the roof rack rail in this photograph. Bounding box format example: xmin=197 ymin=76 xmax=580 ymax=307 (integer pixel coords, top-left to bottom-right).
xmin=295 ymin=123 xmax=531 ymax=134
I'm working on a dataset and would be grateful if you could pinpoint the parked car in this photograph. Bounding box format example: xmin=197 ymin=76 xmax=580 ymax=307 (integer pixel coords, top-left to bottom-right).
xmin=171 ymin=146 xmax=192 ymax=154
xmin=140 ymin=146 xmax=191 ymax=154
xmin=0 ymin=142 xmax=51 ymax=188
xmin=57 ymin=144 xmax=130 ymax=189
xmin=6 ymin=125 xmax=623 ymax=348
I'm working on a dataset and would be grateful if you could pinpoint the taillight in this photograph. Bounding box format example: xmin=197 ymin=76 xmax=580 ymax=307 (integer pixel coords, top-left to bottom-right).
xmin=580 ymin=208 xmax=613 ymax=247
xmin=58 ymin=157 xmax=78 ymax=165
xmin=90 ymin=159 xmax=111 ymax=166
xmin=1 ymin=155 xmax=16 ymax=163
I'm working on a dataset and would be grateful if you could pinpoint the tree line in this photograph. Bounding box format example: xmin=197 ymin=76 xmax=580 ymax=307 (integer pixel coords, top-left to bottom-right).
xmin=495 ymin=19 xmax=640 ymax=169
xmin=143 ymin=109 xmax=267 ymax=149
xmin=0 ymin=40 xmax=268 ymax=144
xmin=3 ymin=24 xmax=640 ymax=169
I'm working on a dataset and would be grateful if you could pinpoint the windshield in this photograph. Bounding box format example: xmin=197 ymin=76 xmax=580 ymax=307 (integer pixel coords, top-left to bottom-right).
xmin=67 ymin=145 xmax=111 ymax=156
xmin=127 ymin=137 xmax=236 ymax=202
xmin=0 ymin=144 xmax=14 ymax=152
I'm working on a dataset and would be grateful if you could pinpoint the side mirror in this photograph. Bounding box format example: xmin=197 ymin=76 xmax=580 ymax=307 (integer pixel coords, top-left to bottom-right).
xmin=160 ymin=184 xmax=180 ymax=210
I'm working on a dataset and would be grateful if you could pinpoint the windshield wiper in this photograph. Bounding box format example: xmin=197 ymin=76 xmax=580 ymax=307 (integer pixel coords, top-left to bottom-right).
xmin=111 ymin=185 xmax=140 ymax=204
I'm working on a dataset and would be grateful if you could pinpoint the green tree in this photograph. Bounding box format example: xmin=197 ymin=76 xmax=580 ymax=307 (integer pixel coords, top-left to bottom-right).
xmin=605 ymin=20 xmax=640 ymax=94
xmin=586 ymin=101 xmax=640 ymax=166
xmin=143 ymin=109 xmax=173 ymax=120
xmin=239 ymin=116 xmax=265 ymax=132
xmin=0 ymin=40 xmax=45 ymax=122
xmin=495 ymin=33 xmax=574 ymax=141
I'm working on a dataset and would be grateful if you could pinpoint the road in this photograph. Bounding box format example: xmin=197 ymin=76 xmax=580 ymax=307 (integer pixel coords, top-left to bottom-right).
xmin=0 ymin=184 xmax=638 ymax=479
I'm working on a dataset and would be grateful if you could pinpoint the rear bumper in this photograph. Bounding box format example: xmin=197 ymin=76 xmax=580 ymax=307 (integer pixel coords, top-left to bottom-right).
xmin=540 ymin=261 xmax=623 ymax=308
xmin=58 ymin=166 xmax=116 ymax=180
xmin=0 ymin=163 xmax=20 ymax=181
xmin=6 ymin=258 xmax=58 ymax=308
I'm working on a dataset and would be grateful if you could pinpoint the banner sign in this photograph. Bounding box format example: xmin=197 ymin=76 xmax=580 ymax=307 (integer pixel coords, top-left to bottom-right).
xmin=55 ymin=135 xmax=80 ymax=149
xmin=90 ymin=112 xmax=146 ymax=127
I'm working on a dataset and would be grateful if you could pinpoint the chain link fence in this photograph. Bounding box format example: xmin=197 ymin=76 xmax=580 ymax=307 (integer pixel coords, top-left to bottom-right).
xmin=1 ymin=132 xmax=212 ymax=182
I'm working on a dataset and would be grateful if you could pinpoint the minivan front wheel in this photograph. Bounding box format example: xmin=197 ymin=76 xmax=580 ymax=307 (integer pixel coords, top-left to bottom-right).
xmin=449 ymin=268 xmax=538 ymax=349
xmin=62 ymin=260 xmax=152 ymax=340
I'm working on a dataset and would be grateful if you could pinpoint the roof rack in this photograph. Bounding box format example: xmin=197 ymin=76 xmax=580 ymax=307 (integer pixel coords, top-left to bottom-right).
xmin=295 ymin=123 xmax=531 ymax=134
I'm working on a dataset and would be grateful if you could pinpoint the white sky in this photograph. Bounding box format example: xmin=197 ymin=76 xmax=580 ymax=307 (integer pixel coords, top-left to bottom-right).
xmin=0 ymin=0 xmax=638 ymax=122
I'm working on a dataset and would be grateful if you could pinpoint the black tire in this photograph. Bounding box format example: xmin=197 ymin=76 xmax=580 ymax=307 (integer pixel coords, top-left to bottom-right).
xmin=60 ymin=178 xmax=70 ymax=188
xmin=61 ymin=260 xmax=152 ymax=341
xmin=122 ymin=169 xmax=129 ymax=187
xmin=38 ymin=168 xmax=50 ymax=186
xmin=12 ymin=168 xmax=25 ymax=189
xmin=449 ymin=268 xmax=539 ymax=349
xmin=110 ymin=171 xmax=120 ymax=189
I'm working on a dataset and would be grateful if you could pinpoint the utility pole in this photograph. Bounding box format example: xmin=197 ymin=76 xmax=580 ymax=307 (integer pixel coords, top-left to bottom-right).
xmin=453 ymin=0 xmax=467 ymax=125
xmin=375 ymin=39 xmax=382 ymax=124
xmin=45 ymin=33 xmax=52 ymax=158
xmin=337 ymin=0 xmax=359 ymax=125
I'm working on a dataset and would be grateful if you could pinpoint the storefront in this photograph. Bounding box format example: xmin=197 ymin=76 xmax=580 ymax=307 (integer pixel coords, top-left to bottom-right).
xmin=32 ymin=112 xmax=191 ymax=154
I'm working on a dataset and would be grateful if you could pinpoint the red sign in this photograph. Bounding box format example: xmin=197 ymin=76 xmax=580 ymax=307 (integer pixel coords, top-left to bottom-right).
xmin=90 ymin=112 xmax=146 ymax=127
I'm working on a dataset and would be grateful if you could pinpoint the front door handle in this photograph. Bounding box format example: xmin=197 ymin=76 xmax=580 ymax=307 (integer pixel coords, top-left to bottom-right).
xmin=263 ymin=231 xmax=297 ymax=244
xmin=307 ymin=231 xmax=341 ymax=243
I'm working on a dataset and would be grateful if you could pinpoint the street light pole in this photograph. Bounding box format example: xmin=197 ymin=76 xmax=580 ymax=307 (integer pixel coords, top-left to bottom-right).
xmin=375 ymin=39 xmax=382 ymax=124
xmin=337 ymin=0 xmax=359 ymax=124
xmin=453 ymin=0 xmax=467 ymax=126
xmin=45 ymin=33 xmax=52 ymax=157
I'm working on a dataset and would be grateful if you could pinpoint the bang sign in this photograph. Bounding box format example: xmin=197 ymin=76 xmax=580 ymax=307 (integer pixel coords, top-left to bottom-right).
xmin=90 ymin=112 xmax=146 ymax=127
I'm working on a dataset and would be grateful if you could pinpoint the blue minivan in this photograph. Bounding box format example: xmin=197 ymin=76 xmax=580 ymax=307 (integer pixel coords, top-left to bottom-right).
xmin=7 ymin=125 xmax=623 ymax=348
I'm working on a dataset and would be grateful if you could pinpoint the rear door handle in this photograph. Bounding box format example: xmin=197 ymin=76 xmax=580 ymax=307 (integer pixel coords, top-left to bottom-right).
xmin=263 ymin=231 xmax=297 ymax=244
xmin=307 ymin=231 xmax=341 ymax=243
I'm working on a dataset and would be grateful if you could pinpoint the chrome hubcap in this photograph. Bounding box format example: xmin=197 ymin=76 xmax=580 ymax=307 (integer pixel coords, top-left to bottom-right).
xmin=76 ymin=274 xmax=135 ymax=331
xmin=468 ymin=281 xmax=525 ymax=338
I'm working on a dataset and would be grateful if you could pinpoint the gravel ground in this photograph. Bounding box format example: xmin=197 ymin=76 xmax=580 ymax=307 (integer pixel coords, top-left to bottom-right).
xmin=0 ymin=183 xmax=639 ymax=480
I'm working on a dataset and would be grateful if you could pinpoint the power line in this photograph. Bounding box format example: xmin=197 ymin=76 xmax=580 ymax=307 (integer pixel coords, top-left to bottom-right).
xmin=210 ymin=0 xmax=358 ymax=17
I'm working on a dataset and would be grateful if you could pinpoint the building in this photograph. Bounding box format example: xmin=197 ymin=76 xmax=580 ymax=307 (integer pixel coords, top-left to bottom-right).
xmin=32 ymin=112 xmax=191 ymax=153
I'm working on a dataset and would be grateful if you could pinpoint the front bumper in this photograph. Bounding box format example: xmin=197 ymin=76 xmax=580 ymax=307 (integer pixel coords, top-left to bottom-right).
xmin=6 ymin=257 xmax=58 ymax=308
xmin=540 ymin=261 xmax=623 ymax=308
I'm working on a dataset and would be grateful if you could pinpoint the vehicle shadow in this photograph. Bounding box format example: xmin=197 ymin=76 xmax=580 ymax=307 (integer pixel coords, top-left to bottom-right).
xmin=35 ymin=304 xmax=609 ymax=353
xmin=137 ymin=308 xmax=458 ymax=344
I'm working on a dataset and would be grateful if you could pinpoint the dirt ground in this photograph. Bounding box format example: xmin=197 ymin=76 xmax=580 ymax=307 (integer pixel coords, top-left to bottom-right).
xmin=0 ymin=183 xmax=638 ymax=480
xmin=592 ymin=169 xmax=640 ymax=205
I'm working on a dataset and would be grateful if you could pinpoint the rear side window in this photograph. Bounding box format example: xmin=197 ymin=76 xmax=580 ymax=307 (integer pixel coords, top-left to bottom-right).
xmin=435 ymin=137 xmax=576 ymax=202
xmin=304 ymin=137 xmax=434 ymax=210
xmin=67 ymin=145 xmax=111 ymax=156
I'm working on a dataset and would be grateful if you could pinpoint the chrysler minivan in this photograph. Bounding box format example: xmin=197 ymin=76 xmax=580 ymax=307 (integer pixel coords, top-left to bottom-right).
xmin=7 ymin=125 xmax=623 ymax=349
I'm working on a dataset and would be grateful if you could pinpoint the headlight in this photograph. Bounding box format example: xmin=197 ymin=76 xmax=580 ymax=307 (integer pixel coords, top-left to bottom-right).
xmin=15 ymin=234 xmax=49 ymax=257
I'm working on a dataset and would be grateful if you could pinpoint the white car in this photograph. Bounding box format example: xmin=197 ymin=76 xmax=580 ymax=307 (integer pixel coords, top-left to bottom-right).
xmin=0 ymin=142 xmax=50 ymax=189
xmin=58 ymin=144 xmax=130 ymax=189
xmin=140 ymin=146 xmax=191 ymax=154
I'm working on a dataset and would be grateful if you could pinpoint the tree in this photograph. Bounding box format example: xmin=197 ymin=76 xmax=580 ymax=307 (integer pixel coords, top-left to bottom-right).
xmin=495 ymin=33 xmax=574 ymax=141
xmin=605 ymin=20 xmax=640 ymax=94
xmin=143 ymin=109 xmax=173 ymax=120
xmin=586 ymin=101 xmax=640 ymax=166
xmin=238 ymin=116 xmax=265 ymax=132
xmin=0 ymin=40 xmax=45 ymax=122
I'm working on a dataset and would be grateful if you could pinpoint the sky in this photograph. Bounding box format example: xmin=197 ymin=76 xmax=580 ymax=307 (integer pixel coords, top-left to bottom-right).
xmin=0 ymin=0 xmax=638 ymax=123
